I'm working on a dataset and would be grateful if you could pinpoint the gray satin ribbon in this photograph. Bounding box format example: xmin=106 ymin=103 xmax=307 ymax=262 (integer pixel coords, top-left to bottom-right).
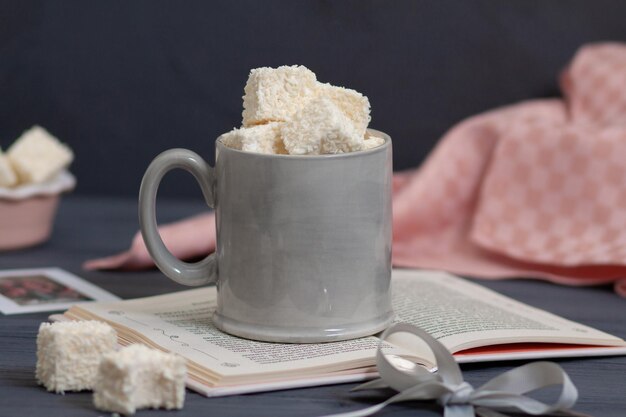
xmin=324 ymin=323 xmax=586 ymax=417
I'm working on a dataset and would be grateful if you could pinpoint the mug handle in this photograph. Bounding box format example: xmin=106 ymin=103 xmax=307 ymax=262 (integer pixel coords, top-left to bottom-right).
xmin=138 ymin=148 xmax=217 ymax=286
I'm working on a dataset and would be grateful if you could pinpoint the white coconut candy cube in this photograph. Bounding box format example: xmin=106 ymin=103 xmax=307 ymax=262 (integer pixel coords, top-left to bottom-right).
xmin=93 ymin=344 xmax=186 ymax=415
xmin=363 ymin=134 xmax=385 ymax=150
xmin=0 ymin=148 xmax=17 ymax=187
xmin=218 ymin=122 xmax=287 ymax=154
xmin=242 ymin=65 xmax=318 ymax=127
xmin=281 ymin=97 xmax=364 ymax=155
xmin=7 ymin=125 xmax=74 ymax=184
xmin=36 ymin=321 xmax=117 ymax=393
xmin=317 ymin=82 xmax=371 ymax=138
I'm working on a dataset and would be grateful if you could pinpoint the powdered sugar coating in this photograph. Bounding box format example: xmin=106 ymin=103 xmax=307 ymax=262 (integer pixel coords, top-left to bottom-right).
xmin=0 ymin=149 xmax=17 ymax=187
xmin=317 ymin=82 xmax=371 ymax=138
xmin=8 ymin=126 xmax=73 ymax=184
xmin=234 ymin=65 xmax=378 ymax=155
xmin=219 ymin=122 xmax=287 ymax=154
xmin=93 ymin=344 xmax=186 ymax=415
xmin=36 ymin=320 xmax=117 ymax=393
xmin=281 ymin=98 xmax=364 ymax=155
xmin=363 ymin=135 xmax=385 ymax=150
xmin=242 ymin=65 xmax=318 ymax=127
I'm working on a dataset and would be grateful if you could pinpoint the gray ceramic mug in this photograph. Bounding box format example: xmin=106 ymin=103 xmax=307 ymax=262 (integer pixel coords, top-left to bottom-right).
xmin=138 ymin=129 xmax=393 ymax=343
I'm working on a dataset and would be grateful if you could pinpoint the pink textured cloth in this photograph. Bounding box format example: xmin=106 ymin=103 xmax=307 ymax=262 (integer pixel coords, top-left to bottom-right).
xmin=85 ymin=43 xmax=626 ymax=296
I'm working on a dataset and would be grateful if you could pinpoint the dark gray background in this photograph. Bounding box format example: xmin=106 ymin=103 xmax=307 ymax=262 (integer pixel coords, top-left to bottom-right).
xmin=1 ymin=0 xmax=626 ymax=198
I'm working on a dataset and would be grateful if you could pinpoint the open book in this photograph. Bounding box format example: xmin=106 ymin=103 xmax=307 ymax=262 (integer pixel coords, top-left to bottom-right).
xmin=57 ymin=270 xmax=626 ymax=397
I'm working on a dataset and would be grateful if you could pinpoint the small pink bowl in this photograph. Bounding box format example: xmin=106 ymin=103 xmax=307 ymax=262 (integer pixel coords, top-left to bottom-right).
xmin=0 ymin=171 xmax=75 ymax=250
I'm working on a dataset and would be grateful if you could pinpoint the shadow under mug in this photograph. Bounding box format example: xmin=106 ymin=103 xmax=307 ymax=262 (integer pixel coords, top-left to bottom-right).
xmin=138 ymin=128 xmax=394 ymax=343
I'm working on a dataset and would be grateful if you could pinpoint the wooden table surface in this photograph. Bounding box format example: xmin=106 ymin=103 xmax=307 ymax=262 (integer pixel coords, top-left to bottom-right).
xmin=1 ymin=196 xmax=625 ymax=417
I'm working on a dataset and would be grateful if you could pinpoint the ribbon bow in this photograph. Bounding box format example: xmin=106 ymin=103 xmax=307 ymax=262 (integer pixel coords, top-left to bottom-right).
xmin=326 ymin=323 xmax=585 ymax=417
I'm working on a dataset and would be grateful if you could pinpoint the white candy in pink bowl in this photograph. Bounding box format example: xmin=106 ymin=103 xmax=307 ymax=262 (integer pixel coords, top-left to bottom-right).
xmin=0 ymin=125 xmax=75 ymax=251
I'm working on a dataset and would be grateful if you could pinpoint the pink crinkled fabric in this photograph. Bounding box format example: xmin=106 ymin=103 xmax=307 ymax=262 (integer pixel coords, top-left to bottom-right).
xmin=86 ymin=43 xmax=626 ymax=297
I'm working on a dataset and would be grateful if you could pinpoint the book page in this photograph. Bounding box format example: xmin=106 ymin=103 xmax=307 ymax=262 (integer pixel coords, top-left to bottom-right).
xmin=74 ymin=287 xmax=410 ymax=380
xmin=389 ymin=270 xmax=625 ymax=355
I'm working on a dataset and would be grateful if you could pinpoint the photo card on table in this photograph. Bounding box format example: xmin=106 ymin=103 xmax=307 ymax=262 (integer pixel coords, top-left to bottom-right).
xmin=0 ymin=268 xmax=119 ymax=315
